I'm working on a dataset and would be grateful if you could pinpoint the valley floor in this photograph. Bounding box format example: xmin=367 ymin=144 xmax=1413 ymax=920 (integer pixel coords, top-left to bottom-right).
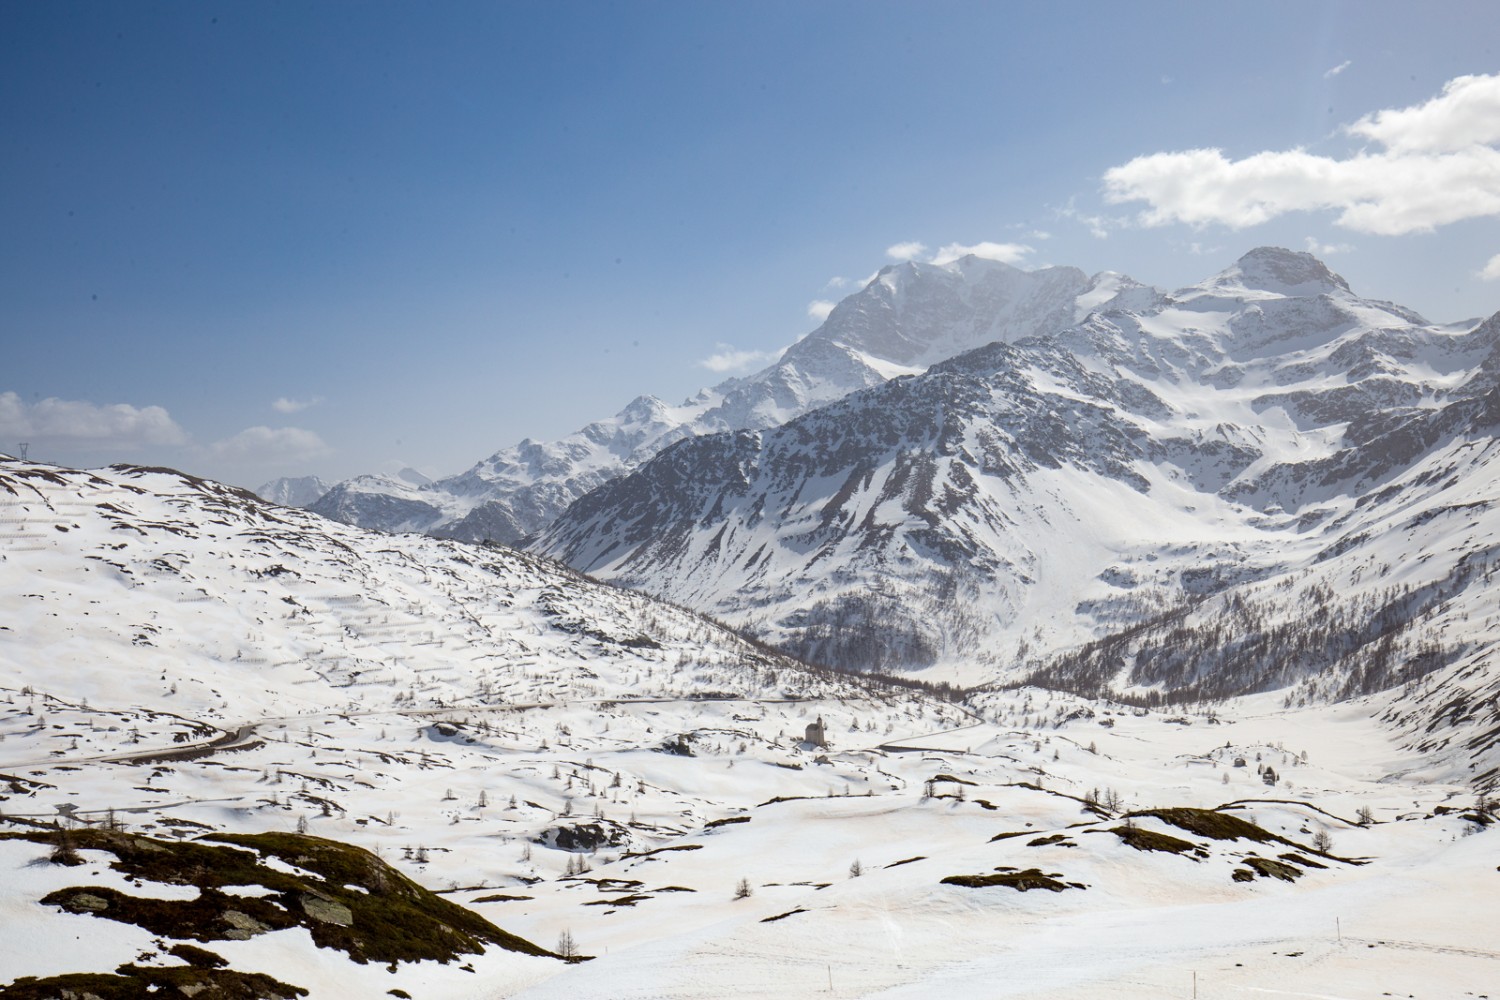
xmin=2 ymin=688 xmax=1495 ymax=999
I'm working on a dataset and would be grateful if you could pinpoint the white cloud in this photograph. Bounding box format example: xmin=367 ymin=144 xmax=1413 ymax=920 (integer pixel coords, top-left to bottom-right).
xmin=1345 ymin=73 xmax=1500 ymax=153
xmin=806 ymin=300 xmax=837 ymax=321
xmin=698 ymin=344 xmax=783 ymax=374
xmin=822 ymin=276 xmax=852 ymax=290
xmin=1304 ymin=236 xmax=1353 ymax=256
xmin=1105 ymin=145 xmax=1500 ymax=235
xmin=210 ymin=426 xmax=330 ymax=464
xmin=272 ymin=395 xmax=323 ymax=414
xmin=1480 ymin=253 xmax=1500 ymax=282
xmin=885 ymin=241 xmax=928 ymax=261
xmin=1103 ymin=73 xmax=1500 ymax=235
xmin=0 ymin=391 xmax=187 ymax=449
xmin=1323 ymin=59 xmax=1352 ymax=79
xmin=929 ymin=241 xmax=1033 ymax=266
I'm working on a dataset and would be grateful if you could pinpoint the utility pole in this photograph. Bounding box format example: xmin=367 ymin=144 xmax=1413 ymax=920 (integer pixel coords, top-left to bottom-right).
xmin=18 ymin=442 xmax=29 ymax=461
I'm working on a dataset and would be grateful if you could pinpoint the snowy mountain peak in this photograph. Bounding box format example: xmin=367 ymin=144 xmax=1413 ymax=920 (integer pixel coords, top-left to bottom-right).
xmin=1076 ymin=270 xmax=1162 ymax=320
xmin=255 ymin=474 xmax=331 ymax=508
xmin=618 ymin=394 xmax=671 ymax=427
xmin=1209 ymin=246 xmax=1353 ymax=297
xmin=794 ymin=254 xmax=1094 ymax=370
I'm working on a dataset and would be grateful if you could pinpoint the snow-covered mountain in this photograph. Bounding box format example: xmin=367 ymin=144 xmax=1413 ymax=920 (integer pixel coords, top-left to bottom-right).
xmin=255 ymin=473 xmax=332 ymax=508
xmin=529 ymin=248 xmax=1500 ymax=776
xmin=311 ymin=256 xmax=1111 ymax=543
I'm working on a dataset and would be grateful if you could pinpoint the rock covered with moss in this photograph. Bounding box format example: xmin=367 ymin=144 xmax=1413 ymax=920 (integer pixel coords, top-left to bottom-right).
xmin=0 ymin=828 xmax=559 ymax=998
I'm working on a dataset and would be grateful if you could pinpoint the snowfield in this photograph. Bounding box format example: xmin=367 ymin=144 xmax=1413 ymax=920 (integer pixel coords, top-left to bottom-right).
xmin=1 ymin=458 xmax=1497 ymax=997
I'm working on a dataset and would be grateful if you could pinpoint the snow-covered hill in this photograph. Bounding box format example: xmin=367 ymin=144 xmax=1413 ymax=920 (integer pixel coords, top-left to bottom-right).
xmin=311 ymin=257 xmax=1112 ymax=543
xmin=0 ymin=460 xmax=855 ymax=725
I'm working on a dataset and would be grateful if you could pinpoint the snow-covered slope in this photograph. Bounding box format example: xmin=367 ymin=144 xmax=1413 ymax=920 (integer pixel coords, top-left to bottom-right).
xmin=3 ymin=458 xmax=1497 ymax=998
xmin=0 ymin=457 xmax=924 ymax=994
xmin=311 ymin=257 xmax=1109 ymax=543
xmin=531 ymin=249 xmax=1500 ymax=752
xmin=0 ymin=460 xmax=845 ymax=725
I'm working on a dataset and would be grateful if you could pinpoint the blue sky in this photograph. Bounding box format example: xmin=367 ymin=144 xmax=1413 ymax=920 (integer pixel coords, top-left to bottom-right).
xmin=4 ymin=1 xmax=1499 ymax=488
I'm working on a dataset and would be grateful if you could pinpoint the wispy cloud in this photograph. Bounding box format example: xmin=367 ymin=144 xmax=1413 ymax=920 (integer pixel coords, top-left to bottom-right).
xmin=1323 ymin=59 xmax=1352 ymax=79
xmin=0 ymin=391 xmax=187 ymax=449
xmin=272 ymin=395 xmax=323 ymax=414
xmin=1058 ymin=198 xmax=1120 ymax=239
xmin=930 ymin=241 xmax=1033 ymax=266
xmin=1480 ymin=253 xmax=1500 ymax=282
xmin=885 ymin=241 xmax=928 ymax=261
xmin=698 ymin=343 xmax=783 ymax=374
xmin=1304 ymin=235 xmax=1353 ymax=256
xmin=1103 ymin=73 xmax=1500 ymax=235
xmin=210 ymin=426 xmax=330 ymax=464
xmin=806 ymin=300 xmax=837 ymax=321
xmin=875 ymin=240 xmax=1036 ymax=269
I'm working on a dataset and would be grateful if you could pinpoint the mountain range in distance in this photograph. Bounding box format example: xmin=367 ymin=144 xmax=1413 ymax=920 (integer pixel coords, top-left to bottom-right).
xmin=268 ymin=249 xmax=1500 ymax=775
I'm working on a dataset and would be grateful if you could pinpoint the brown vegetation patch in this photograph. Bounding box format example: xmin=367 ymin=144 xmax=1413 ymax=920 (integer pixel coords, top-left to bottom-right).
xmin=619 ymin=844 xmax=703 ymax=861
xmin=1108 ymin=826 xmax=1205 ymax=857
xmin=0 ymin=966 xmax=307 ymax=999
xmin=704 ymin=816 xmax=751 ymax=830
xmin=1243 ymin=856 xmax=1303 ymax=882
xmin=1027 ymin=834 xmax=1074 ymax=848
xmin=940 ymin=868 xmax=1084 ymax=892
xmin=760 ymin=908 xmax=808 ymax=923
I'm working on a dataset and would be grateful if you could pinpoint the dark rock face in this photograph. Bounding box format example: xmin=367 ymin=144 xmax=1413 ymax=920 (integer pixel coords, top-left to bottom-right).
xmin=541 ymin=821 xmax=631 ymax=853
